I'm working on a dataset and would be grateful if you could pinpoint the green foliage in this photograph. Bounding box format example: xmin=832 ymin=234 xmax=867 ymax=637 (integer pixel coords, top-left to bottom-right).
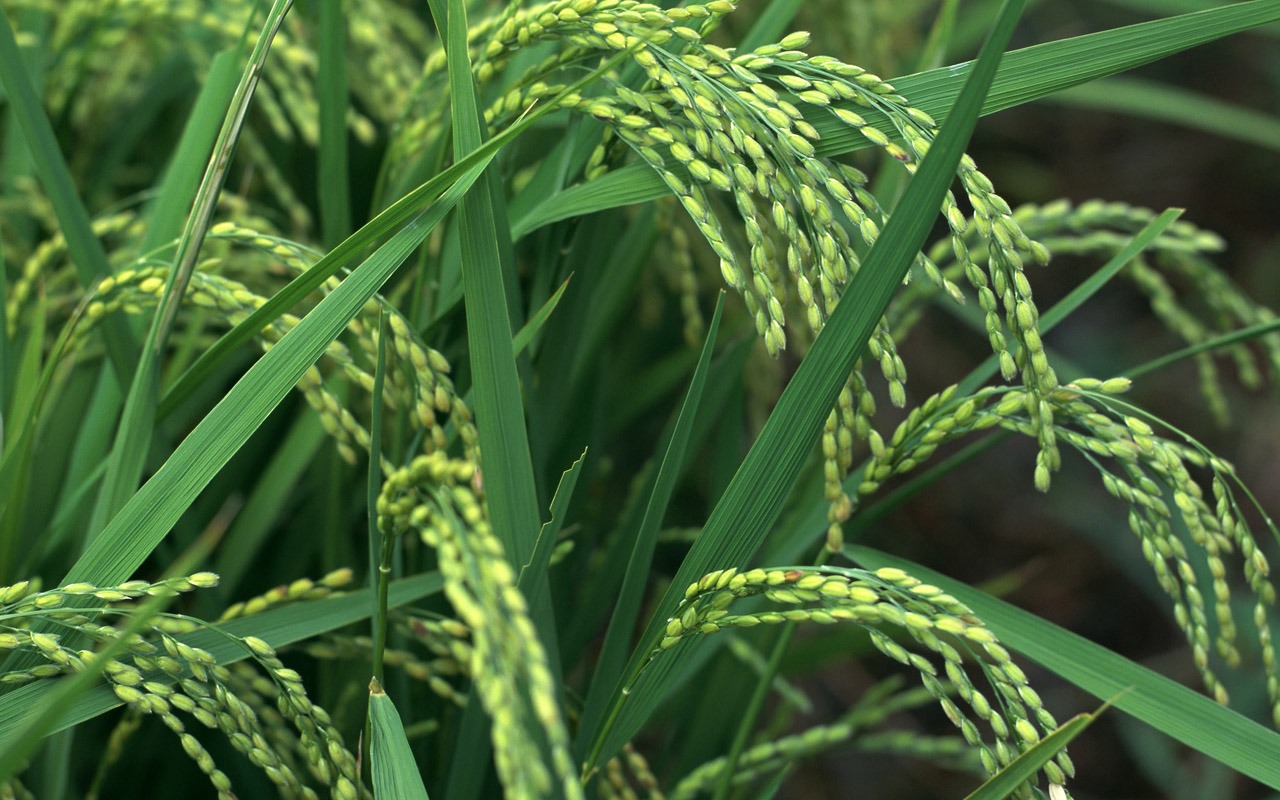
xmin=2 ymin=0 xmax=1279 ymax=798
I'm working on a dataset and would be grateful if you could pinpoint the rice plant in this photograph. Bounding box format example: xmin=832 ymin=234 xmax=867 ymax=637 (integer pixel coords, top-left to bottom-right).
xmin=2 ymin=0 xmax=1279 ymax=797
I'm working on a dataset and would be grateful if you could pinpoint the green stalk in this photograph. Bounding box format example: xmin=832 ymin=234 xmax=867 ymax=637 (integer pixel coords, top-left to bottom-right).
xmin=710 ymin=617 xmax=802 ymax=800
xmin=317 ymin=0 xmax=352 ymax=246
xmin=370 ymin=308 xmax=391 ymax=683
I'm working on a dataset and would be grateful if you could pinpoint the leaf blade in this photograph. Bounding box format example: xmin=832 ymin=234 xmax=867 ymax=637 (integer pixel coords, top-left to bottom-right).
xmin=580 ymin=0 xmax=1029 ymax=769
xmin=963 ymin=712 xmax=1094 ymax=800
xmin=369 ymin=680 xmax=432 ymax=800
xmin=847 ymin=546 xmax=1280 ymax=790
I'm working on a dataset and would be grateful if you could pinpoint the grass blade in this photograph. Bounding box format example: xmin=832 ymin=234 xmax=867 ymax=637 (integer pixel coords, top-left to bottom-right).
xmin=1101 ymin=0 xmax=1280 ymax=38
xmin=429 ymin=0 xmax=563 ymax=793
xmin=0 ymin=7 xmax=138 ymax=381
xmin=577 ymin=293 xmax=725 ymax=742
xmin=963 ymin=711 xmax=1096 ymax=800
xmin=513 ymin=275 xmax=571 ymax=358
xmin=847 ymin=546 xmax=1280 ymax=789
xmin=580 ymin=0 xmax=1029 ymax=770
xmin=435 ymin=0 xmax=541 ymax=566
xmin=0 ymin=287 xmax=44 ymax=575
xmin=369 ymin=308 xmax=390 ymax=681
xmin=369 ymin=679 xmax=431 ymax=800
xmin=1127 ymin=317 xmax=1280 ymax=379
xmin=209 ymin=412 xmax=326 ymax=597
xmin=316 ymin=0 xmax=352 ymax=246
xmin=520 ymin=449 xmax=587 ymax=600
xmin=139 ymin=48 xmax=241 ymax=254
xmin=87 ymin=0 xmax=294 ymax=545
xmin=1051 ymin=77 xmax=1280 ymax=153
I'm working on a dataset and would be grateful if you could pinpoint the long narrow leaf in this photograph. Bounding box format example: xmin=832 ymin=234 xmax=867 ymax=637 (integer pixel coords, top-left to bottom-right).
xmin=431 ymin=0 xmax=563 ymax=796
xmin=580 ymin=0 xmax=1029 ymax=770
xmin=847 ymin=547 xmax=1280 ymax=789
xmin=370 ymin=679 xmax=432 ymax=800
xmin=520 ymin=449 xmax=587 ymax=600
xmin=577 ymin=293 xmax=725 ymax=742
xmin=963 ymin=712 xmax=1096 ymax=800
xmin=437 ymin=0 xmax=541 ymax=567
xmin=87 ymin=0 xmax=293 ymax=546
xmin=139 ymin=48 xmax=241 ymax=254
xmin=0 ymin=8 xmax=137 ymax=380
xmin=1051 ymin=77 xmax=1280 ymax=153
xmin=316 ymin=0 xmax=352 ymax=246
xmin=1127 ymin=317 xmax=1280 ymax=379
xmin=210 ymin=412 xmax=326 ymax=596
xmin=512 ymin=276 xmax=571 ymax=358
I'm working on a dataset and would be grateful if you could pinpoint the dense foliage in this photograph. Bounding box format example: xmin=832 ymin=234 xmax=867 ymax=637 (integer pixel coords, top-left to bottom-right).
xmin=1 ymin=0 xmax=1279 ymax=797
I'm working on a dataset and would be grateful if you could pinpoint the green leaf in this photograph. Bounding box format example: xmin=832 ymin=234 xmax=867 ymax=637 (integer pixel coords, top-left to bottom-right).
xmin=210 ymin=412 xmax=327 ymax=597
xmin=0 ymin=234 xmax=8 ymax=417
xmin=1101 ymin=0 xmax=1280 ymax=38
xmin=1127 ymin=318 xmax=1280 ymax=379
xmin=370 ymin=308 xmax=391 ymax=681
xmin=0 ymin=5 xmax=138 ymax=381
xmin=430 ymin=0 xmax=566 ymax=795
xmin=0 ymin=288 xmax=45 ymax=575
xmin=437 ymin=0 xmax=541 ymax=568
xmin=579 ymin=0 xmax=1028 ymax=770
xmin=963 ymin=712 xmax=1096 ymax=800
xmin=316 ymin=0 xmax=352 ymax=247
xmin=916 ymin=0 xmax=962 ymax=72
xmin=847 ymin=547 xmax=1280 ymax=790
xmin=1051 ymin=77 xmax=1280 ymax=153
xmin=369 ymin=679 xmax=432 ymax=800
xmin=139 ymin=48 xmax=240 ymax=254
xmin=578 ymin=293 xmax=725 ymax=742
xmin=87 ymin=0 xmax=293 ymax=548
xmin=520 ymin=449 xmax=587 ymax=599
xmin=821 ymin=1 xmax=1280 ymax=150
xmin=513 ymin=275 xmax=571 ymax=358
